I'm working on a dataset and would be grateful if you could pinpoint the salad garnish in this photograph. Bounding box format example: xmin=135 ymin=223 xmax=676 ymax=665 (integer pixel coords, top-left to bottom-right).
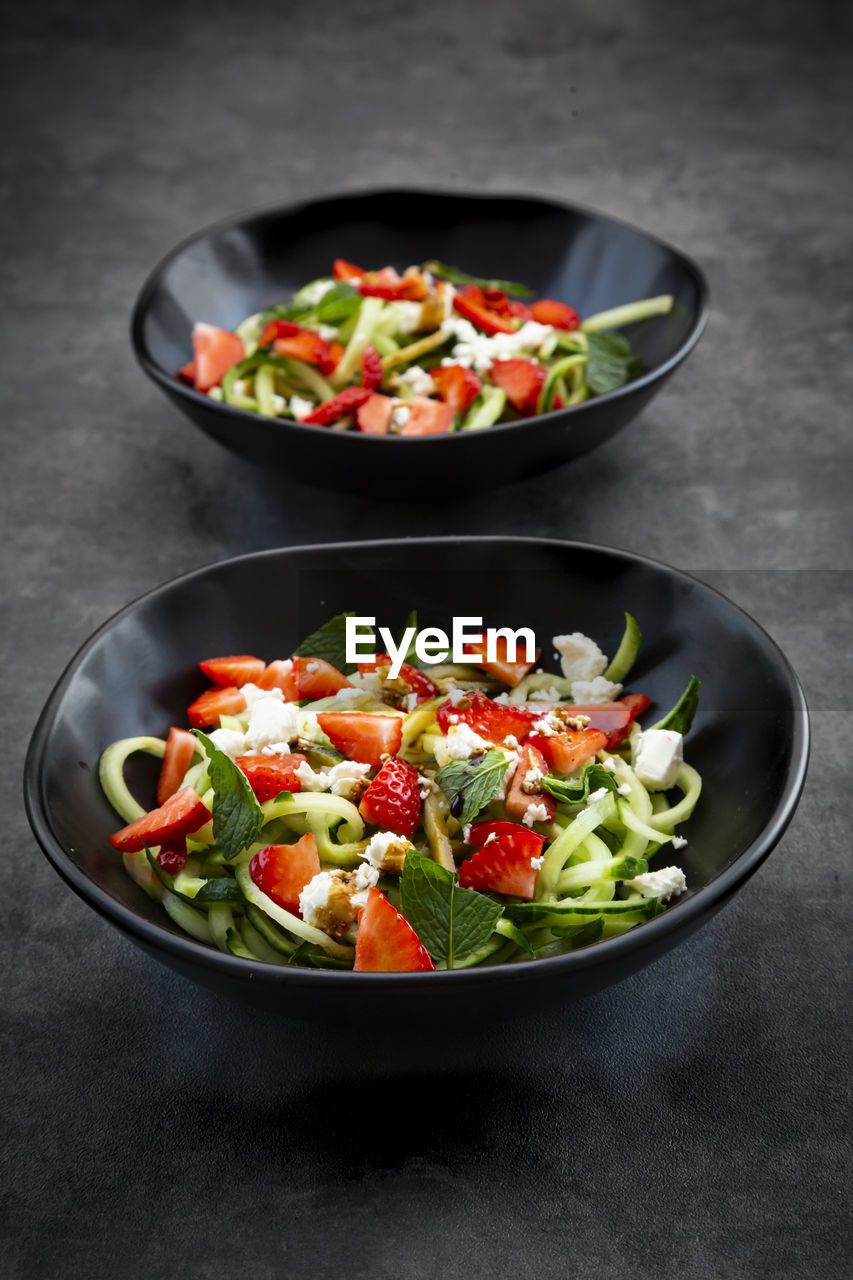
xmin=99 ymin=613 xmax=701 ymax=972
xmin=178 ymin=260 xmax=674 ymax=434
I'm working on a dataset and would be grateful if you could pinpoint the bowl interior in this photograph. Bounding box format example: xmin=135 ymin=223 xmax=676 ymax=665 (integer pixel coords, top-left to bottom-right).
xmin=31 ymin=538 xmax=804 ymax=965
xmin=138 ymin=189 xmax=705 ymax=386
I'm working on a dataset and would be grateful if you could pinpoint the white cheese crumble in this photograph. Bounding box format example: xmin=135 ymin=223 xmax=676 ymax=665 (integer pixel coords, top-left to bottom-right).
xmin=440 ymin=317 xmax=553 ymax=374
xmin=399 ymin=364 xmax=435 ymax=396
xmin=532 ymin=713 xmax=562 ymax=737
xmin=552 ymin=632 xmax=609 ymax=683
xmin=298 ymin=871 xmax=335 ymax=922
xmin=403 ymin=692 xmax=418 ymax=713
xmin=529 ymin=685 xmax=563 ymax=702
xmin=570 ymin=676 xmax=623 ymax=704
xmin=671 ymin=835 xmax=688 ymax=850
xmin=207 ymin=726 xmax=249 ymax=757
xmin=587 ymin=787 xmax=609 ymax=804
xmin=632 ymin=729 xmax=684 ymax=791
xmin=434 ymin=722 xmax=491 ymax=766
xmin=492 ymin=692 xmax=510 ymax=705
xmin=530 ymin=855 xmax=544 ymax=870
xmin=626 ymin=866 xmax=687 ymax=902
xmin=316 ymin=323 xmax=338 ymax=341
xmin=389 ymin=400 xmax=411 ymax=432
xmin=289 ymin=394 xmax=316 ymax=422
xmin=446 ymin=685 xmax=468 ymax=707
xmin=361 ymin=830 xmax=412 ymax=873
xmin=245 ymin=698 xmax=301 ymax=752
xmin=600 ymin=757 xmax=617 ymax=773
xmin=617 ymin=783 xmax=632 ymax=796
xmin=240 ymin=682 xmax=284 ymax=709
xmin=503 ymin=734 xmax=520 ymax=750
xmin=522 ymin=802 xmax=550 ymax=827
xmin=294 ymin=759 xmax=371 ymax=799
xmin=391 ymin=300 xmax=424 ymax=335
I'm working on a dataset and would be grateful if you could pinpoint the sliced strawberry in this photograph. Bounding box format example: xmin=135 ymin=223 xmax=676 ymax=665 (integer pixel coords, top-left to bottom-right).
xmin=509 ymin=300 xmax=532 ymax=321
xmin=317 ymin=712 xmax=403 ymax=769
xmin=505 ymin=743 xmax=556 ymax=825
xmin=272 ymin=328 xmax=337 ymax=374
xmin=110 ymin=787 xmax=210 ymax=852
xmin=561 ymin=695 xmax=651 ymax=751
xmin=459 ymin=818 xmax=547 ymax=899
xmin=186 ymin=685 xmax=247 ymax=729
xmin=257 ymin=319 xmax=301 ymax=347
xmin=481 ymin=287 xmax=513 ymax=315
xmin=191 ymin=323 xmax=245 ymax=392
xmin=400 ymin=396 xmax=455 ymax=436
xmin=156 ymin=846 xmax=188 ymax=874
xmin=256 ymin=660 xmax=299 ymax=699
xmin=156 ymin=727 xmax=198 ymax=807
xmin=436 ymin=690 xmax=540 ymax=745
xmin=293 ymin=655 xmax=352 ymax=699
xmin=432 ymin=364 xmax=482 ymax=412
xmin=178 ymin=360 xmax=196 ymax=383
xmin=358 ymin=266 xmax=430 ymax=301
xmin=333 ymin=259 xmax=365 ymax=282
xmin=249 ymin=833 xmax=320 ymax=915
xmin=360 ymin=343 xmax=383 ymax=391
xmin=356 ymin=392 xmax=395 ymax=434
xmin=358 ymin=757 xmax=421 ymax=836
xmin=453 ymin=288 xmax=517 ymax=335
xmin=461 ymin=634 xmax=539 ymax=688
xmin=489 ymin=358 xmax=546 ymax=415
xmin=235 ymin=753 xmax=307 ymax=803
xmin=357 ymin=656 xmax=438 ymax=703
xmin=354 ymin=886 xmax=435 ymax=972
xmin=199 ymin=655 xmax=266 ymax=687
xmin=529 ymin=299 xmax=581 ymax=331
xmin=533 ymin=727 xmax=607 ymax=774
xmin=303 ymin=386 xmax=373 ymax=426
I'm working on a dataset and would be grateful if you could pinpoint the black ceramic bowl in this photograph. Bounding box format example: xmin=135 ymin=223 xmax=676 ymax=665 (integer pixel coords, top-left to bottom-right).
xmin=24 ymin=538 xmax=808 ymax=1025
xmin=131 ymin=189 xmax=708 ymax=493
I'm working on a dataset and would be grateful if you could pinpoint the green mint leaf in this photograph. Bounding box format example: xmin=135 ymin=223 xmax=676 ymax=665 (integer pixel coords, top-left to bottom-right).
xmin=585 ymin=331 xmax=634 ymax=395
xmin=293 ymin=611 xmax=355 ymax=671
xmin=399 ymin=851 xmax=502 ymax=968
xmin=193 ymin=878 xmax=242 ymax=904
xmin=192 ymin=730 xmax=263 ymax=862
xmin=423 ymin=260 xmax=535 ymax=298
xmin=651 ymin=676 xmax=701 ymax=735
xmin=435 ymin=749 xmax=509 ymax=827
xmin=314 ymin=282 xmax=361 ymax=324
xmin=543 ymin=762 xmax=619 ymax=805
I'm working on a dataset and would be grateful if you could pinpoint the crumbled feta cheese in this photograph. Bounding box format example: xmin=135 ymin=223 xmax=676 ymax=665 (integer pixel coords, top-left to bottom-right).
xmin=391 ymin=300 xmax=424 ymax=335
xmin=570 ymin=676 xmax=623 ymax=704
xmin=231 ymin=379 xmax=250 ymax=398
xmin=434 ymin=722 xmax=491 ymax=765
xmin=522 ymin=802 xmax=550 ymax=827
xmin=299 ymin=867 xmax=376 ymax=937
xmin=552 ymin=633 xmax=609 ymax=683
xmin=633 ymin=729 xmax=684 ymax=791
xmin=388 ymin=400 xmax=411 ymax=432
xmin=207 ymin=726 xmax=249 ymax=757
xmin=440 ymin=317 xmax=553 ymax=374
xmin=289 ymin=394 xmax=316 ymax=421
xmin=354 ymin=861 xmax=380 ymax=892
xmin=448 ymin=713 xmax=459 ymax=724
xmin=298 ymin=871 xmax=334 ymax=922
xmin=240 ymin=682 xmax=284 ymax=709
xmin=626 ymin=866 xmax=687 ymax=902
xmin=317 ymin=324 xmax=338 ymax=341
xmin=587 ymin=787 xmax=609 ymax=804
xmin=403 ymin=692 xmax=418 ymax=713
xmin=522 ymin=766 xmax=545 ymax=793
xmin=272 ymin=393 xmax=288 ymax=413
xmin=245 ymin=698 xmax=301 ymax=751
xmin=294 ymin=759 xmax=371 ymax=800
xmin=446 ymin=685 xmax=468 ymax=707
xmin=600 ymin=757 xmax=617 ymax=773
xmin=483 ymin=831 xmax=498 ymax=846
xmin=530 ymin=855 xmax=544 ymax=870
xmin=617 ymin=783 xmax=632 ymax=796
xmin=671 ymin=835 xmax=688 ymax=850
xmin=492 ymin=691 xmax=510 ymax=705
xmin=463 ymin=824 xmax=472 ymax=843
xmin=532 ymin=713 xmax=561 ymax=738
xmin=399 ymin=364 xmax=435 ymax=396
xmin=566 ymin=714 xmax=591 ymax=729
xmin=361 ymin=830 xmax=412 ymax=874
xmin=503 ymin=734 xmax=519 ymax=750
xmin=529 ymin=685 xmax=563 ymax=702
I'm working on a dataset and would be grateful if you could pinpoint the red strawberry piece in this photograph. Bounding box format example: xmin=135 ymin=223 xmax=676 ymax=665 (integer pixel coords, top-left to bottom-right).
xmin=178 ymin=360 xmax=196 ymax=383
xmin=508 ymin=300 xmax=532 ymax=321
xmin=358 ymin=756 xmax=421 ymax=837
xmin=234 ymin=753 xmax=307 ymax=803
xmin=357 ymin=656 xmax=438 ymax=702
xmin=360 ymin=343 xmax=384 ymax=391
xmin=256 ymin=660 xmax=299 ymax=699
xmin=356 ymin=392 xmax=395 ymax=434
xmin=562 ymin=695 xmax=651 ymax=751
xmin=461 ymin=633 xmax=539 ymax=688
xmin=529 ymin=299 xmax=581 ymax=331
xmin=198 ymin=655 xmax=266 ymax=687
xmin=303 ymin=386 xmax=373 ymax=426
xmin=489 ymin=358 xmax=546 ymax=415
xmin=249 ymin=834 xmax=320 ymax=914
xmin=187 ymin=685 xmax=247 ymax=729
xmin=257 ymin=319 xmax=301 ymax=347
xmin=110 ymin=787 xmax=210 ymax=853
xmin=316 ymin=712 xmax=403 ymax=769
xmin=432 ymin=364 xmax=482 ymax=412
xmin=436 ymin=690 xmax=540 ymax=745
xmin=157 ymin=727 xmax=198 ymax=807
xmin=533 ymin=727 xmax=607 ymax=774
xmin=293 ymin=655 xmax=352 ymax=699
xmin=190 ymin=323 xmax=245 ymax=392
xmin=505 ymin=743 xmax=556 ymax=826
xmin=272 ymin=328 xmax=337 ymax=374
xmin=333 ymin=258 xmax=365 ymax=282
xmin=453 ymin=290 xmax=517 ymax=335
xmin=357 ymin=267 xmax=430 ymax=301
xmin=459 ymin=818 xmax=547 ymax=899
xmin=354 ymin=886 xmax=435 ymax=972
xmin=156 ymin=847 xmax=188 ymax=874
xmin=399 ymin=396 xmax=455 ymax=436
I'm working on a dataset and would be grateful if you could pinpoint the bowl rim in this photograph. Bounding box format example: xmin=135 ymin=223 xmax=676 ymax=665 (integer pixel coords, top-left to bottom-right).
xmin=130 ymin=185 xmax=710 ymax=445
xmin=24 ymin=536 xmax=809 ymax=992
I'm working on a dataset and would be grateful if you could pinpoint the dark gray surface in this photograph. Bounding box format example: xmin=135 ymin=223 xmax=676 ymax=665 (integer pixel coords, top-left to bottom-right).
xmin=2 ymin=2 xmax=851 ymax=1277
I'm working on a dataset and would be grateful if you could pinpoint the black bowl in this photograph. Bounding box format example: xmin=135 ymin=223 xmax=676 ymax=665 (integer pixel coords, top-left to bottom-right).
xmin=24 ymin=538 xmax=808 ymax=1025
xmin=131 ymin=189 xmax=708 ymax=494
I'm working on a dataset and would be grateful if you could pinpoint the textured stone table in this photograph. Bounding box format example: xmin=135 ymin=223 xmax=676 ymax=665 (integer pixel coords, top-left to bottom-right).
xmin=2 ymin=2 xmax=851 ymax=1276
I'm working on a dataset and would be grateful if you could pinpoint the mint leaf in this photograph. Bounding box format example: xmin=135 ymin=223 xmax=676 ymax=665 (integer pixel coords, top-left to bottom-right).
xmin=543 ymin=762 xmax=618 ymax=805
xmin=423 ymin=260 xmax=535 ymax=298
xmin=293 ymin=612 xmax=355 ymax=672
xmin=400 ymin=852 xmax=502 ymax=968
xmin=651 ymin=676 xmax=700 ymax=735
xmin=193 ymin=878 xmax=241 ymax=904
xmin=585 ymin=331 xmax=635 ymax=395
xmin=193 ymin=730 xmax=263 ymax=862
xmin=435 ymin=749 xmax=508 ymax=826
xmin=314 ymin=282 xmax=361 ymax=324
